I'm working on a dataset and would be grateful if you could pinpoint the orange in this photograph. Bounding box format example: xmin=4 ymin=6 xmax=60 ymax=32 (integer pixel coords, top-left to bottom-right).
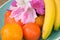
xmin=35 ymin=15 xmax=44 ymax=27
xmin=24 ymin=39 xmax=38 ymax=40
xmin=1 ymin=24 xmax=23 ymax=40
xmin=23 ymin=23 xmax=40 ymax=40
xmin=4 ymin=10 xmax=23 ymax=26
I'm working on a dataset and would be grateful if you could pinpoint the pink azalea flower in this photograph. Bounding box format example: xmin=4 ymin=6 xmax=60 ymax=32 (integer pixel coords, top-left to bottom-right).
xmin=11 ymin=0 xmax=17 ymax=7
xmin=30 ymin=0 xmax=45 ymax=15
xmin=10 ymin=6 xmax=37 ymax=24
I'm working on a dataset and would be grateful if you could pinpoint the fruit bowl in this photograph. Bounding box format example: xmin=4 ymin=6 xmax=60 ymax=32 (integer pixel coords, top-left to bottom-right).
xmin=0 ymin=0 xmax=60 ymax=40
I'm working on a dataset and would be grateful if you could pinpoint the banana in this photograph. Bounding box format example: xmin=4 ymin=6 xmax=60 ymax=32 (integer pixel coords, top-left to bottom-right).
xmin=54 ymin=0 xmax=60 ymax=31
xmin=42 ymin=0 xmax=56 ymax=39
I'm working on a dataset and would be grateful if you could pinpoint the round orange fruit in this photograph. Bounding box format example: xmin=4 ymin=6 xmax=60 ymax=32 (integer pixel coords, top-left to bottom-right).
xmin=24 ymin=39 xmax=38 ymax=40
xmin=35 ymin=15 xmax=44 ymax=27
xmin=4 ymin=10 xmax=23 ymax=26
xmin=1 ymin=24 xmax=23 ymax=40
xmin=23 ymin=23 xmax=40 ymax=40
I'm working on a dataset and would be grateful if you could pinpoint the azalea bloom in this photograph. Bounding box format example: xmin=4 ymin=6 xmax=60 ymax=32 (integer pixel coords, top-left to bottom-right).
xmin=10 ymin=0 xmax=37 ymax=24
xmin=9 ymin=0 xmax=45 ymax=24
xmin=30 ymin=0 xmax=45 ymax=15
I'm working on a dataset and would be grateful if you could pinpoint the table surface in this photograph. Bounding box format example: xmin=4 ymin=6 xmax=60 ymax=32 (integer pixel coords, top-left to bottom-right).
xmin=0 ymin=0 xmax=60 ymax=40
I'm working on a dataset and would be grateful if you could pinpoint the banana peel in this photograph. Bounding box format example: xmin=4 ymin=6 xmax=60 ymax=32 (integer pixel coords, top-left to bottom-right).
xmin=42 ymin=0 xmax=56 ymax=39
xmin=54 ymin=0 xmax=60 ymax=31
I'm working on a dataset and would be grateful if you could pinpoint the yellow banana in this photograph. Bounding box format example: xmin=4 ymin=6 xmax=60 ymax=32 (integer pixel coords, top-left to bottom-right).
xmin=54 ymin=0 xmax=60 ymax=31
xmin=42 ymin=0 xmax=56 ymax=39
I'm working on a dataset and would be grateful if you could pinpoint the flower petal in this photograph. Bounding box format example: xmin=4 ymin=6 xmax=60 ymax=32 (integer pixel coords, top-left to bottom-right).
xmin=30 ymin=0 xmax=45 ymax=15
xmin=21 ymin=7 xmax=37 ymax=24
xmin=11 ymin=0 xmax=17 ymax=7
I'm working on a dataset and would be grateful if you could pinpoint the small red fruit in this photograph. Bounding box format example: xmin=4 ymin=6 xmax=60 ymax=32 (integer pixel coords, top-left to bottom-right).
xmin=23 ymin=23 xmax=40 ymax=40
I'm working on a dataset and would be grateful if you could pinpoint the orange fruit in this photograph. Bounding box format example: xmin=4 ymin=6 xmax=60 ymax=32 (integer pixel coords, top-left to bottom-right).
xmin=24 ymin=39 xmax=38 ymax=40
xmin=4 ymin=10 xmax=23 ymax=26
xmin=1 ymin=24 xmax=23 ymax=40
xmin=35 ymin=15 xmax=44 ymax=27
xmin=4 ymin=10 xmax=16 ymax=24
xmin=23 ymin=23 xmax=40 ymax=40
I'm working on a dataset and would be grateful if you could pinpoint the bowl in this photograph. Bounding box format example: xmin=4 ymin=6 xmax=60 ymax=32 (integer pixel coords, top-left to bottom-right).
xmin=0 ymin=0 xmax=60 ymax=40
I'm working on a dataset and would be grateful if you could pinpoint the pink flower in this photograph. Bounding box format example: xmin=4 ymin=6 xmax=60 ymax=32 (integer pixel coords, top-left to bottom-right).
xmin=11 ymin=0 xmax=17 ymax=7
xmin=30 ymin=0 xmax=45 ymax=15
xmin=10 ymin=7 xmax=37 ymax=24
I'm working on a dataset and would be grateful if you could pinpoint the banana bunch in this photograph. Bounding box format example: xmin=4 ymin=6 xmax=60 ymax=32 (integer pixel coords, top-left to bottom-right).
xmin=42 ymin=0 xmax=60 ymax=39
